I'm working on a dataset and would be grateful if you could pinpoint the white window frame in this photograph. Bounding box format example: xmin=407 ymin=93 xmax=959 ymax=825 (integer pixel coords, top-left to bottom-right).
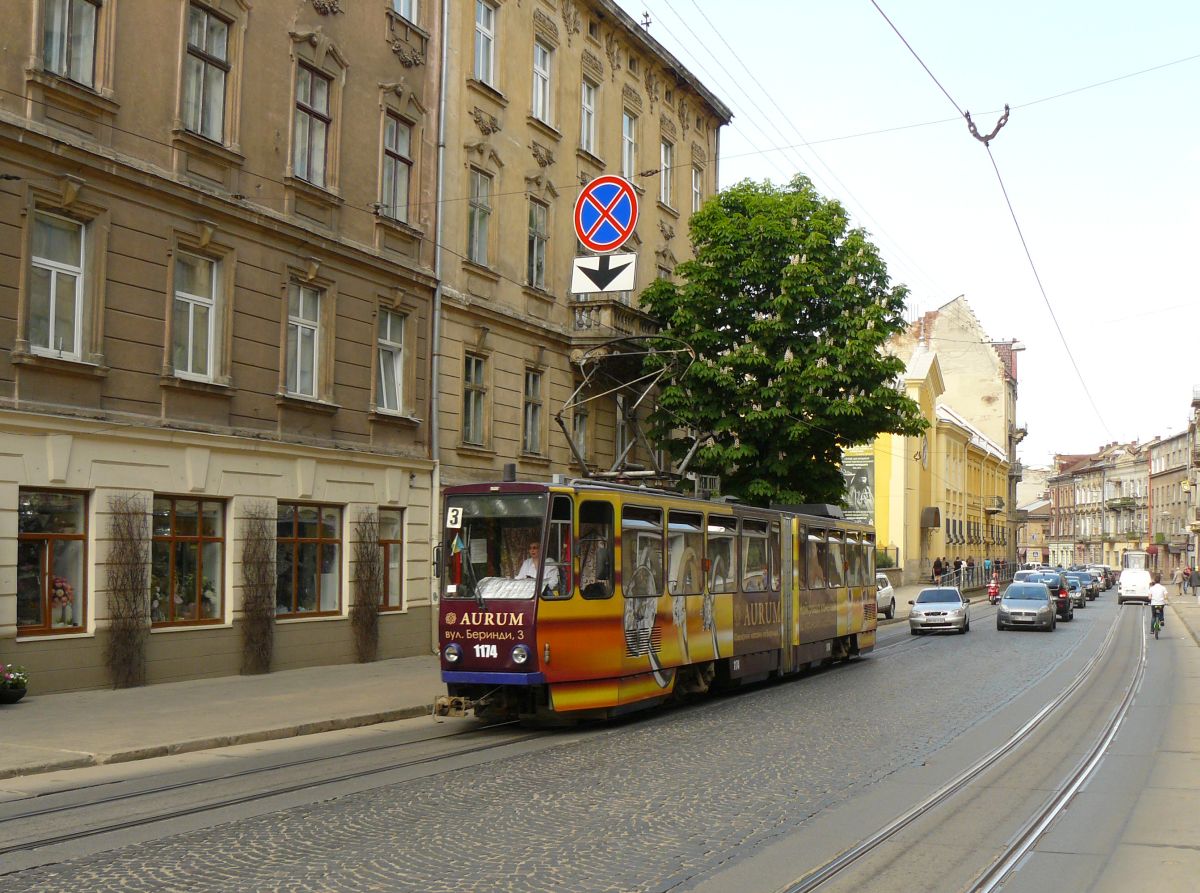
xmin=532 ymin=40 xmax=552 ymax=124
xmin=392 ymin=0 xmax=418 ymax=23
xmin=29 ymin=211 xmax=85 ymax=361
xmin=43 ymin=0 xmax=99 ymax=87
xmin=467 ymin=169 xmax=492 ymax=265
xmin=692 ymin=166 xmax=703 ymax=212
xmin=286 ymin=283 xmax=321 ymax=398
xmin=527 ymin=199 xmax=548 ymax=289
xmin=572 ymin=404 xmax=589 ymax=460
xmin=463 ymin=353 xmax=487 ymax=446
xmin=523 ymin=369 xmax=543 ymax=455
xmin=182 ymin=3 xmax=230 ymax=142
xmin=381 ymin=112 xmax=413 ymax=223
xmin=474 ymin=0 xmax=496 ymax=86
xmin=377 ymin=307 xmax=405 ymax=413
xmin=172 ymin=251 xmax=217 ymax=381
xmin=580 ymin=80 xmax=597 ymax=154
xmin=622 ymin=112 xmax=637 ymax=180
xmin=660 ymin=140 xmax=674 ymax=206
xmin=294 ymin=63 xmax=331 ymax=188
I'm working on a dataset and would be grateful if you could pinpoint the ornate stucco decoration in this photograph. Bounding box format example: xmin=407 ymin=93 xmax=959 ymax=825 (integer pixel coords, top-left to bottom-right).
xmin=464 ymin=141 xmax=505 ymax=169
xmin=678 ymin=98 xmax=690 ymax=138
xmin=644 ymin=68 xmax=661 ymax=110
xmin=533 ymin=9 xmax=560 ymax=45
xmin=381 ymin=79 xmax=427 ymax=120
xmin=524 ymin=172 xmax=559 ymax=201
xmin=658 ymin=220 xmax=675 ymax=241
xmin=655 ymin=245 xmax=678 ymax=268
xmin=659 ymin=112 xmax=676 ymax=140
xmin=622 ymin=84 xmax=642 ymax=113
xmin=691 ymin=141 xmax=707 ymax=164
xmin=471 ymin=107 xmax=501 ymax=135
xmin=311 ymin=0 xmax=343 ymax=14
xmin=390 ymin=40 xmax=425 ymax=67
xmin=560 ymin=1 xmax=581 ymax=46
xmin=604 ymin=32 xmax=622 ymax=81
xmin=288 ymin=27 xmax=349 ymax=70
xmin=530 ymin=141 xmax=556 ymax=168
xmin=58 ymin=174 xmax=85 ymax=208
xmin=581 ymin=49 xmax=604 ymax=83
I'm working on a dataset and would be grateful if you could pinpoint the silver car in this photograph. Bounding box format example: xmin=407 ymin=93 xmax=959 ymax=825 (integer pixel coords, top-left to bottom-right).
xmin=909 ymin=587 xmax=970 ymax=635
xmin=996 ymin=583 xmax=1056 ymax=631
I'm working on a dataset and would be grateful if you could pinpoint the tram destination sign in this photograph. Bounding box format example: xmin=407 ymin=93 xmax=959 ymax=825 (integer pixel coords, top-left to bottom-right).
xmin=573 ymin=175 xmax=639 ymax=253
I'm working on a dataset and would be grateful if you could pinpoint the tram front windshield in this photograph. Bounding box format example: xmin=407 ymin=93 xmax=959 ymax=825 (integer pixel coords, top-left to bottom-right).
xmin=443 ymin=494 xmax=547 ymax=600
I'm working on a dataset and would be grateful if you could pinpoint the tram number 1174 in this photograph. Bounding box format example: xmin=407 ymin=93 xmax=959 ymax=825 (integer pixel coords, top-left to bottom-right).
xmin=473 ymin=644 xmax=499 ymax=658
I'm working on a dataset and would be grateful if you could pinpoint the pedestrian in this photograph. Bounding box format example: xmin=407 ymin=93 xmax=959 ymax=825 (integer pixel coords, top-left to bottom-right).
xmin=932 ymin=557 xmax=943 ymax=584
xmin=984 ymin=556 xmax=992 ymax=577
xmin=1172 ymin=565 xmax=1184 ymax=596
xmin=1184 ymin=565 xmax=1192 ymax=595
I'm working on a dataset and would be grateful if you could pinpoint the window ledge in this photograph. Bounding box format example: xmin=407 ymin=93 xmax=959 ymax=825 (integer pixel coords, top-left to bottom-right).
xmin=161 ymin=374 xmax=235 ymax=397
xmin=275 ymin=612 xmax=345 ymax=624
xmin=170 ymin=127 xmax=246 ymax=166
xmin=12 ymin=350 xmax=109 ymax=378
xmin=523 ymin=285 xmax=556 ymax=304
xmin=276 ymin=393 xmax=340 ymax=415
xmin=283 ymin=175 xmax=343 ymax=206
xmin=527 ymin=116 xmax=562 ymax=142
xmin=519 ymin=452 xmax=551 ymax=466
xmin=462 ymin=259 xmax=501 ymax=282
xmin=576 ymin=147 xmax=605 ymax=169
xmin=25 ymin=67 xmax=119 ymax=116
xmin=16 ymin=629 xmax=93 ymax=641
xmin=456 ymin=443 xmax=496 ymax=458
xmin=369 ymin=409 xmax=422 ymax=428
xmin=657 ymin=200 xmax=680 ymax=219
xmin=386 ymin=9 xmax=432 ymax=43
xmin=151 ymin=620 xmax=228 ymax=632
xmin=373 ymin=212 xmax=425 ymax=240
xmin=466 ymin=78 xmax=508 ymax=108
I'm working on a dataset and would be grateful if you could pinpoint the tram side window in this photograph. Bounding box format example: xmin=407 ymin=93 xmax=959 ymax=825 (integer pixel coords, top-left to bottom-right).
xmin=806 ymin=533 xmax=825 ymax=589
xmin=769 ymin=522 xmax=781 ymax=591
xmin=826 ymin=535 xmax=845 ymax=588
xmin=845 ymin=536 xmax=863 ymax=586
xmin=622 ymin=505 xmax=663 ymax=597
xmin=542 ymin=495 xmax=573 ymax=599
xmin=864 ymin=537 xmax=875 ymax=578
xmin=668 ymin=511 xmax=704 ymax=595
xmin=578 ymin=501 xmax=614 ymax=599
xmin=707 ymin=515 xmax=737 ymax=593
xmin=741 ymin=519 xmax=769 ymax=592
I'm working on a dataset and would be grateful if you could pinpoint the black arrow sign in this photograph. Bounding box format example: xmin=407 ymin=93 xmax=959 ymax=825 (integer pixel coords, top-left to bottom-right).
xmin=580 ymin=255 xmax=633 ymax=290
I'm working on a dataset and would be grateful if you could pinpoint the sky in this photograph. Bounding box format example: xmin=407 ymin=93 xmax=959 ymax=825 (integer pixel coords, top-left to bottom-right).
xmin=615 ymin=0 xmax=1200 ymax=466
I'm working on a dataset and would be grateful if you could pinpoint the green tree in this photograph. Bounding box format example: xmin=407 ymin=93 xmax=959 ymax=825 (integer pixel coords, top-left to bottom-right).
xmin=641 ymin=176 xmax=927 ymax=507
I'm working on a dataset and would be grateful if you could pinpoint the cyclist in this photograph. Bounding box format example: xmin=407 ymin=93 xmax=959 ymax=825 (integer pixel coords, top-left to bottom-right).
xmin=1149 ymin=572 xmax=1168 ymax=637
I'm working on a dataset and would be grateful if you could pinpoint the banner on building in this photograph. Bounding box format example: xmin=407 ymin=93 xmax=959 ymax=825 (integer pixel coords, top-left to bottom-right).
xmin=841 ymin=454 xmax=875 ymax=525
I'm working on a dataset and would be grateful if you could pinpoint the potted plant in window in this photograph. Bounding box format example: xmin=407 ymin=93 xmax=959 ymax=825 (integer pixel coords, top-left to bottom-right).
xmin=0 ymin=663 xmax=29 ymax=704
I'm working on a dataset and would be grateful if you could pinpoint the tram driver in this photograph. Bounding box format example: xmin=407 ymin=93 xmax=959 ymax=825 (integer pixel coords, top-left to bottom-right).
xmin=516 ymin=542 xmax=559 ymax=594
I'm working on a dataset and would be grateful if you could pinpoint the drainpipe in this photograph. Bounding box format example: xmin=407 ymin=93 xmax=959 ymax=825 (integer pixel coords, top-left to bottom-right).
xmin=428 ymin=0 xmax=450 ymax=652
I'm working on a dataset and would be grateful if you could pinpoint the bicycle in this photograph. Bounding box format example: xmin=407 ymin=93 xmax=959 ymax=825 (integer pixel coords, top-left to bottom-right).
xmin=1150 ymin=605 xmax=1165 ymax=639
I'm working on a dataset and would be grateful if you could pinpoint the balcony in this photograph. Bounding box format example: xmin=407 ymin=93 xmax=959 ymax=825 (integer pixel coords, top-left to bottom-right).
xmin=1106 ymin=496 xmax=1136 ymax=510
xmin=571 ymin=297 xmax=660 ymax=348
xmin=1192 ymin=384 xmax=1200 ymax=407
xmin=984 ymin=496 xmax=1004 ymax=514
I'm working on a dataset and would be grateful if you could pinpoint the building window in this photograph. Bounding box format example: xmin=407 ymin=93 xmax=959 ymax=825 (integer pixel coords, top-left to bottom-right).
xmin=151 ymin=497 xmax=224 ymax=625
xmin=286 ymin=283 xmax=321 ymax=398
xmin=294 ymin=63 xmax=331 ymax=187
xmin=572 ymin=403 xmax=589 ymax=460
xmin=628 ymin=56 xmax=639 ymax=75
xmin=622 ymin=112 xmax=637 ymax=180
xmin=527 ymin=199 xmax=548 ymax=289
xmin=379 ymin=507 xmax=405 ymax=610
xmin=17 ymin=490 xmax=87 ymax=634
xmin=182 ymin=4 xmax=229 ymax=142
xmin=580 ymin=80 xmax=597 ymax=154
xmin=523 ymin=369 xmax=543 ymax=454
xmin=474 ymin=0 xmax=496 ymax=86
xmin=276 ymin=503 xmax=341 ymax=615
xmin=467 ymin=169 xmax=492 ymax=265
xmin=376 ymin=307 xmax=405 ymax=413
xmin=172 ymin=252 xmax=216 ymax=380
xmin=659 ymin=140 xmax=673 ymax=206
xmin=29 ymin=212 xmax=84 ymax=360
xmin=532 ymin=40 xmax=552 ymax=123
xmin=392 ymin=0 xmax=417 ymax=23
xmin=381 ymin=113 xmax=412 ymax=222
xmin=615 ymin=394 xmax=631 ymax=463
xmin=43 ymin=0 xmax=99 ymax=87
xmin=462 ymin=353 xmax=487 ymax=445
xmin=692 ymin=166 xmax=703 ymax=212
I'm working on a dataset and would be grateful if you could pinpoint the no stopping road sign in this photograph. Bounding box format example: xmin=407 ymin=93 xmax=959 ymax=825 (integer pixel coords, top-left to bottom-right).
xmin=574 ymin=175 xmax=639 ymax=253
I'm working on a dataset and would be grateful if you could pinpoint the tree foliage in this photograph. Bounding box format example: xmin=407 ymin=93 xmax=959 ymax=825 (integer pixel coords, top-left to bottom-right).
xmin=641 ymin=176 xmax=927 ymax=507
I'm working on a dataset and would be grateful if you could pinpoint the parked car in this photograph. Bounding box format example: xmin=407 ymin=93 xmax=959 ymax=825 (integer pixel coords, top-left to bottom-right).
xmin=1064 ymin=571 xmax=1097 ymax=601
xmin=1029 ymin=571 xmax=1074 ymax=621
xmin=1064 ymin=576 xmax=1088 ymax=608
xmin=1087 ymin=565 xmax=1113 ymax=590
xmin=908 ymin=587 xmax=970 ymax=635
xmin=875 ymin=573 xmax=896 ymax=620
xmin=996 ymin=583 xmax=1057 ymax=631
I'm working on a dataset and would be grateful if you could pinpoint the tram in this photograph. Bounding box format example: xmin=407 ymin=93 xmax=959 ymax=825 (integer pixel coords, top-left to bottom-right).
xmin=434 ymin=478 xmax=878 ymax=722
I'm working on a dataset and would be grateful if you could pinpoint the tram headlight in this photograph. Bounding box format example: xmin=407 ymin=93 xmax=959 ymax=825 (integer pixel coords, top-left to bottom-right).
xmin=511 ymin=644 xmax=531 ymax=665
xmin=443 ymin=643 xmax=463 ymax=664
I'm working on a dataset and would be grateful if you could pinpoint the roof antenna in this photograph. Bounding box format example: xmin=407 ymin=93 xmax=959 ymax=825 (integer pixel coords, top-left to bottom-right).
xmin=641 ymin=11 xmax=651 ymax=29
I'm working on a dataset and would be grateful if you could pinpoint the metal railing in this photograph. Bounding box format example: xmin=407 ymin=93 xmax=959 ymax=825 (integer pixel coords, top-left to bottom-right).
xmin=931 ymin=562 xmax=1016 ymax=590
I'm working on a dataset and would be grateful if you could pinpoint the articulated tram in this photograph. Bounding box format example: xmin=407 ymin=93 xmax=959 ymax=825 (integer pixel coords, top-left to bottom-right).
xmin=434 ymin=479 xmax=877 ymax=722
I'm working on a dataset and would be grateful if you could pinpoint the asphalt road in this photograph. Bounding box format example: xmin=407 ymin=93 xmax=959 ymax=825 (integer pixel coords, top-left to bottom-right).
xmin=0 ymin=592 xmax=1149 ymax=893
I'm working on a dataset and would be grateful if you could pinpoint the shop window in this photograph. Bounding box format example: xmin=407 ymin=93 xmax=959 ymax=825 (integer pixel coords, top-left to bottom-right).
xmin=379 ymin=507 xmax=404 ymax=610
xmin=276 ymin=503 xmax=341 ymax=616
xmin=151 ymin=497 xmax=224 ymax=625
xmin=17 ymin=490 xmax=87 ymax=634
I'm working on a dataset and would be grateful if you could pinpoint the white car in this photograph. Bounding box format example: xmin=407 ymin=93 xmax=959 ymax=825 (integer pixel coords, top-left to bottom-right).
xmin=875 ymin=573 xmax=896 ymax=620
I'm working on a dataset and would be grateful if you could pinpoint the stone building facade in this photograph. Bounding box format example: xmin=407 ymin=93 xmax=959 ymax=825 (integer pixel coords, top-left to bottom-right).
xmin=1 ymin=0 xmax=443 ymax=690
xmin=1150 ymin=431 xmax=1189 ymax=573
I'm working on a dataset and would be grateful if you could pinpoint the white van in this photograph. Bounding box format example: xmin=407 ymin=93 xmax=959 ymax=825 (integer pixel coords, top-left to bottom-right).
xmin=1117 ymin=551 xmax=1152 ymax=605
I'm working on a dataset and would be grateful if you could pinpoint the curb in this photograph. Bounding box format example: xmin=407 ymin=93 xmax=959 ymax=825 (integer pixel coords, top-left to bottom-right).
xmin=0 ymin=703 xmax=434 ymax=781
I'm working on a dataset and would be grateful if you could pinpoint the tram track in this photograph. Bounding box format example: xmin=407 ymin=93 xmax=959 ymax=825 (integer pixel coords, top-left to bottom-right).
xmin=775 ymin=601 xmax=1143 ymax=893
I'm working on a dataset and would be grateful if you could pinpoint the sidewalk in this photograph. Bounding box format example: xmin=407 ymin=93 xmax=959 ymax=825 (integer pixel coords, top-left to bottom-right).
xmin=1 ymin=587 xmax=1194 ymax=781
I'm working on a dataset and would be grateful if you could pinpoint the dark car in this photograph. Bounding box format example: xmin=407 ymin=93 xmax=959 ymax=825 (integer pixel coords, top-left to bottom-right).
xmin=997 ymin=583 xmax=1057 ymax=631
xmin=1030 ymin=572 xmax=1074 ymax=621
xmin=1064 ymin=571 xmax=1097 ymax=601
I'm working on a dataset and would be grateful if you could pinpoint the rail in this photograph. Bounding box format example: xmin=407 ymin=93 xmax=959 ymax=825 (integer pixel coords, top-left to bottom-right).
xmin=930 ymin=562 xmax=1016 ymax=590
